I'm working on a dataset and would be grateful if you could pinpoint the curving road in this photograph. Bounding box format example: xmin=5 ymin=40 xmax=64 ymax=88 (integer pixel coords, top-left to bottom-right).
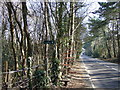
xmin=80 ymin=55 xmax=120 ymax=89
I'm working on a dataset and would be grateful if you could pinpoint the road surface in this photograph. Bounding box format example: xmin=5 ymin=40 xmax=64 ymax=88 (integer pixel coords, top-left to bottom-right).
xmin=80 ymin=55 xmax=120 ymax=89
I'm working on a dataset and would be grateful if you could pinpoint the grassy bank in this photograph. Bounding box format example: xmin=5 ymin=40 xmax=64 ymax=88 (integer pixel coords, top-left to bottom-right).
xmin=100 ymin=58 xmax=120 ymax=64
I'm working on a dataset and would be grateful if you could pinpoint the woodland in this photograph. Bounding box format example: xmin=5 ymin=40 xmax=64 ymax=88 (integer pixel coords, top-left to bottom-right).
xmin=84 ymin=2 xmax=120 ymax=61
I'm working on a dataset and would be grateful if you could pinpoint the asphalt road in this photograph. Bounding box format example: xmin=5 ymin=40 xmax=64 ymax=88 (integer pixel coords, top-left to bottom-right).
xmin=80 ymin=55 xmax=120 ymax=89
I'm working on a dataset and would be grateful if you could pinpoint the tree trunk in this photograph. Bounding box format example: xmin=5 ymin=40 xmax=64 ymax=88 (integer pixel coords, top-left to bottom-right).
xmin=6 ymin=3 xmax=17 ymax=71
xmin=70 ymin=2 xmax=75 ymax=61
xmin=112 ymin=23 xmax=116 ymax=57
xmin=22 ymin=2 xmax=32 ymax=89
xmin=103 ymin=29 xmax=111 ymax=58
xmin=9 ymin=2 xmax=26 ymax=75
xmin=116 ymin=2 xmax=120 ymax=60
xmin=44 ymin=1 xmax=49 ymax=79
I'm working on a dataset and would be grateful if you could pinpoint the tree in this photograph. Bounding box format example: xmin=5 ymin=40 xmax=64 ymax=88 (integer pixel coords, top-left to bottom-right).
xmin=6 ymin=2 xmax=17 ymax=71
xmin=85 ymin=1 xmax=120 ymax=60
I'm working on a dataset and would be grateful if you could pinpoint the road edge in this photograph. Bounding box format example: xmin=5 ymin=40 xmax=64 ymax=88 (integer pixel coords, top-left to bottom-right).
xmin=80 ymin=57 xmax=95 ymax=89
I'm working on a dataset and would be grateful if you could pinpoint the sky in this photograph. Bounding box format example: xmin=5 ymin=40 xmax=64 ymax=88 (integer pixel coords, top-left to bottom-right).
xmin=81 ymin=0 xmax=101 ymax=39
xmin=83 ymin=1 xmax=100 ymax=23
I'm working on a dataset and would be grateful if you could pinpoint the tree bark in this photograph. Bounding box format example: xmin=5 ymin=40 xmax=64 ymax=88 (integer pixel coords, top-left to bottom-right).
xmin=116 ymin=14 xmax=120 ymax=59
xmin=103 ymin=29 xmax=111 ymax=58
xmin=6 ymin=2 xmax=17 ymax=71
xmin=44 ymin=1 xmax=49 ymax=79
xmin=112 ymin=23 xmax=116 ymax=57
xmin=70 ymin=2 xmax=75 ymax=61
xmin=22 ymin=2 xmax=32 ymax=89
xmin=9 ymin=2 xmax=26 ymax=74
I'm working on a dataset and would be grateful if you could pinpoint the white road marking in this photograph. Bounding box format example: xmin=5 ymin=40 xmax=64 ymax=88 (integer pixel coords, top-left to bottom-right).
xmin=100 ymin=64 xmax=119 ymax=72
xmin=104 ymin=65 xmax=119 ymax=72
xmin=81 ymin=55 xmax=120 ymax=88
xmin=106 ymin=66 xmax=110 ymax=67
xmin=112 ymin=68 xmax=118 ymax=71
